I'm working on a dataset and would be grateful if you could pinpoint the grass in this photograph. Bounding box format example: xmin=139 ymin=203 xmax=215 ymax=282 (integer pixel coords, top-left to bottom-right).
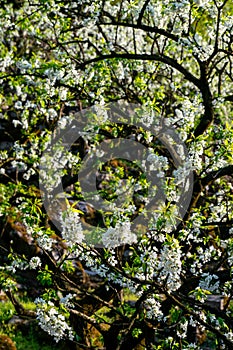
xmin=0 ymin=300 xmax=15 ymax=323
xmin=2 ymin=327 xmax=60 ymax=350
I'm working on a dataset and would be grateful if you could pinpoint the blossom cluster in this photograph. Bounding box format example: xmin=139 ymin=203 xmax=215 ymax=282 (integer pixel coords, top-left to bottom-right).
xmin=144 ymin=296 xmax=163 ymax=320
xmin=35 ymin=299 xmax=74 ymax=343
xmin=157 ymin=239 xmax=182 ymax=291
xmin=61 ymin=207 xmax=84 ymax=245
xmin=102 ymin=220 xmax=137 ymax=248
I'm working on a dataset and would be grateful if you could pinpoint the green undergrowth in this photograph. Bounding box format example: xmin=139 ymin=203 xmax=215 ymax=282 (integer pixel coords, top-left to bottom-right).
xmin=0 ymin=298 xmax=65 ymax=350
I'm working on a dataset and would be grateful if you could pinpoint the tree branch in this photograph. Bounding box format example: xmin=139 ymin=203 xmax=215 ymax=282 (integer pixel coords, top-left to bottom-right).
xmin=201 ymin=165 xmax=233 ymax=187
xmin=194 ymin=63 xmax=214 ymax=137
xmin=78 ymin=52 xmax=201 ymax=89
xmin=137 ymin=0 xmax=151 ymax=26
xmin=99 ymin=16 xmax=179 ymax=42
xmin=5 ymin=290 xmax=36 ymax=318
xmin=168 ymin=291 xmax=233 ymax=348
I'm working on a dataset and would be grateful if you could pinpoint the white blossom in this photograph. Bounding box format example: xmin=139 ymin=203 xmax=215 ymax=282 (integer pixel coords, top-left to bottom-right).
xmin=199 ymin=273 xmax=220 ymax=292
xmin=16 ymin=59 xmax=32 ymax=71
xmin=145 ymin=297 xmax=163 ymax=320
xmin=102 ymin=220 xmax=137 ymax=248
xmin=29 ymin=256 xmax=42 ymax=270
xmin=157 ymin=239 xmax=182 ymax=291
xmin=35 ymin=299 xmax=74 ymax=343
xmin=37 ymin=233 xmax=55 ymax=252
xmin=12 ymin=119 xmax=22 ymax=127
xmin=14 ymin=101 xmax=23 ymax=109
xmin=61 ymin=207 xmax=84 ymax=245
xmin=60 ymin=293 xmax=76 ymax=308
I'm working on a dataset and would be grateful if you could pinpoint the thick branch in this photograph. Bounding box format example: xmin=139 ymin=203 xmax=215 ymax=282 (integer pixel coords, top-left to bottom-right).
xmin=137 ymin=0 xmax=151 ymax=26
xmin=79 ymin=52 xmax=201 ymax=89
xmin=100 ymin=11 xmax=179 ymax=42
xmin=201 ymin=165 xmax=233 ymax=187
xmin=100 ymin=21 xmax=179 ymax=42
xmin=5 ymin=291 xmax=36 ymax=318
xmin=194 ymin=63 xmax=214 ymax=137
xmin=187 ymin=165 xmax=233 ymax=215
xmin=225 ymin=95 xmax=233 ymax=102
